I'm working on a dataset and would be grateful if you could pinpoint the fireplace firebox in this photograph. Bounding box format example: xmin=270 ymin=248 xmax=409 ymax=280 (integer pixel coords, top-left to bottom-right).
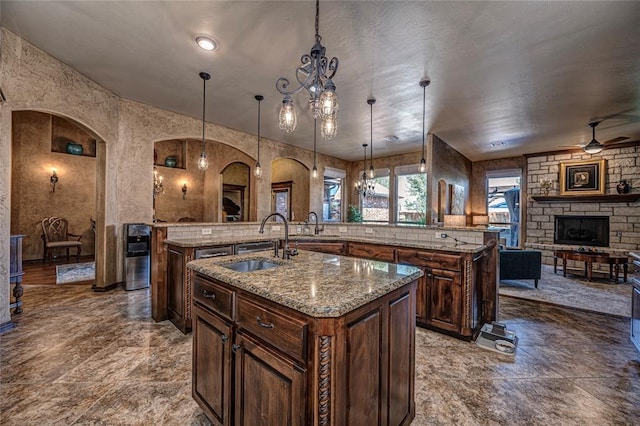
xmin=554 ymin=216 xmax=609 ymax=247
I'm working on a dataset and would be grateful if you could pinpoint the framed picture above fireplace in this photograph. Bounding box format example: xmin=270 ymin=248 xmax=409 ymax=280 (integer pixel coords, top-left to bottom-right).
xmin=559 ymin=159 xmax=606 ymax=196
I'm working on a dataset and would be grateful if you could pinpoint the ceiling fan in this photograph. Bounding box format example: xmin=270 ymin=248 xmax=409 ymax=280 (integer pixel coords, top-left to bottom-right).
xmin=576 ymin=121 xmax=629 ymax=154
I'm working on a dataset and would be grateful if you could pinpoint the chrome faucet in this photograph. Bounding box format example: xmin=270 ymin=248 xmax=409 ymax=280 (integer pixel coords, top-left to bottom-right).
xmin=259 ymin=212 xmax=298 ymax=260
xmin=308 ymin=211 xmax=324 ymax=235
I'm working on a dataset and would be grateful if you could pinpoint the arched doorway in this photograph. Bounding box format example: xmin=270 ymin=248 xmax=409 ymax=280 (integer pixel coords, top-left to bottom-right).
xmin=270 ymin=158 xmax=310 ymax=221
xmin=221 ymin=162 xmax=250 ymax=222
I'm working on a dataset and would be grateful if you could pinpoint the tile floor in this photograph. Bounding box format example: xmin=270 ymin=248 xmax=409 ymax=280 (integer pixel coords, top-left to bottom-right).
xmin=1 ymin=284 xmax=638 ymax=425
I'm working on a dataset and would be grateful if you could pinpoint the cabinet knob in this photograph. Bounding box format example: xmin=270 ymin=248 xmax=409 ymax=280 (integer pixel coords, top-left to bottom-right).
xmin=232 ymin=343 xmax=242 ymax=353
xmin=256 ymin=316 xmax=275 ymax=329
xmin=203 ymin=290 xmax=216 ymax=299
xmin=221 ymin=334 xmax=228 ymax=343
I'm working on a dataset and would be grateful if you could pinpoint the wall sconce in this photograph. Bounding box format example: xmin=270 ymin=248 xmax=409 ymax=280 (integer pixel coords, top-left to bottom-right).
xmin=472 ymin=215 xmax=489 ymax=227
xmin=182 ymin=183 xmax=188 ymax=199
xmin=50 ymin=169 xmax=58 ymax=192
xmin=444 ymin=215 xmax=467 ymax=227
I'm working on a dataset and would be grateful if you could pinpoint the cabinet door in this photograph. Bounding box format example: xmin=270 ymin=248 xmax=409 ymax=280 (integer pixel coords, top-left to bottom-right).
xmin=193 ymin=305 xmax=233 ymax=426
xmin=632 ymin=284 xmax=640 ymax=352
xmin=233 ymin=332 xmax=306 ymax=426
xmin=427 ymin=268 xmax=462 ymax=333
xmin=167 ymin=248 xmax=185 ymax=328
xmin=415 ymin=273 xmax=428 ymax=326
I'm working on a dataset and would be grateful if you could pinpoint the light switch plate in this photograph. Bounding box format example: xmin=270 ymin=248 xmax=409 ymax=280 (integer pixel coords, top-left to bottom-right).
xmin=272 ymin=225 xmax=281 ymax=231
xmin=365 ymin=228 xmax=373 ymax=234
xmin=435 ymin=231 xmax=447 ymax=239
xmin=201 ymin=228 xmax=212 ymax=235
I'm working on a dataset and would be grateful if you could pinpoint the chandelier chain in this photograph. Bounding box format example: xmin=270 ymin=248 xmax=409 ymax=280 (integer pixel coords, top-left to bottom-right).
xmin=315 ymin=0 xmax=321 ymax=43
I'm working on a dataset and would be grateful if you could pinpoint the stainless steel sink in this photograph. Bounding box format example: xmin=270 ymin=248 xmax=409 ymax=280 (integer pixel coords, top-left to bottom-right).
xmin=220 ymin=259 xmax=280 ymax=273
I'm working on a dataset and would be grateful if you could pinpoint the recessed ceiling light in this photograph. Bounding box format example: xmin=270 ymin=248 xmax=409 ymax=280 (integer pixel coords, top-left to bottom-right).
xmin=384 ymin=135 xmax=399 ymax=142
xmin=196 ymin=36 xmax=217 ymax=51
xmin=490 ymin=141 xmax=507 ymax=147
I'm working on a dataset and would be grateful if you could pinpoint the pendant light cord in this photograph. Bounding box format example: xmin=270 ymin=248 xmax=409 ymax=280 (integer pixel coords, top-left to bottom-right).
xmin=313 ymin=118 xmax=317 ymax=166
xmin=257 ymin=97 xmax=261 ymax=163
xmin=370 ymin=100 xmax=373 ymax=165
xmin=421 ymin=83 xmax=425 ymax=160
xmin=201 ymin=76 xmax=206 ymax=152
xmin=315 ymin=0 xmax=321 ymax=43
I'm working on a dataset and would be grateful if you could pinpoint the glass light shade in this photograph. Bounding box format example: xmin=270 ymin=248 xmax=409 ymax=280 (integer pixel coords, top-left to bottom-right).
xmin=321 ymin=116 xmax=337 ymax=140
xmin=472 ymin=215 xmax=489 ymax=226
xmin=368 ymin=165 xmax=375 ymax=179
xmin=320 ymin=86 xmax=338 ymax=118
xmin=312 ymin=165 xmax=318 ymax=179
xmin=419 ymin=158 xmax=426 ymax=173
xmin=444 ymin=215 xmax=467 ymax=227
xmin=254 ymin=162 xmax=262 ymax=179
xmin=197 ymin=152 xmax=209 ymax=170
xmin=279 ymin=96 xmax=297 ymax=133
xmin=583 ymin=139 xmax=604 ymax=154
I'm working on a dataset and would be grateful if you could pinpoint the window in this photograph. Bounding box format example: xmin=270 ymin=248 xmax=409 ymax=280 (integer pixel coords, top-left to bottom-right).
xmin=361 ymin=169 xmax=390 ymax=223
xmin=395 ymin=165 xmax=427 ymax=226
xmin=323 ymin=167 xmax=345 ymax=222
xmin=486 ymin=171 xmax=521 ymax=248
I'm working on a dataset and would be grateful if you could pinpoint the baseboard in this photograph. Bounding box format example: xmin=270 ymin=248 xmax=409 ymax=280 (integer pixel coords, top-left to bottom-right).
xmin=0 ymin=320 xmax=15 ymax=334
xmin=92 ymin=282 xmax=122 ymax=292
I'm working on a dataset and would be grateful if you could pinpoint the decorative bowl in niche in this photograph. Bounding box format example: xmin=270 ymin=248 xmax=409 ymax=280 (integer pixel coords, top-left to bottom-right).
xmin=66 ymin=142 xmax=84 ymax=155
xmin=164 ymin=156 xmax=177 ymax=167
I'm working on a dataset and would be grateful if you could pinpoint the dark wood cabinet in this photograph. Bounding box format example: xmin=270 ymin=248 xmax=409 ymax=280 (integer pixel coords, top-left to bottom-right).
xmin=167 ymin=246 xmax=193 ymax=333
xmin=233 ymin=332 xmax=306 ymax=426
xmin=192 ymin=304 xmax=233 ymax=425
xmin=631 ymin=252 xmax=640 ymax=352
xmin=192 ymin=272 xmax=417 ymax=426
xmin=427 ymin=268 xmax=462 ymax=333
xmin=9 ymin=235 xmax=25 ymax=315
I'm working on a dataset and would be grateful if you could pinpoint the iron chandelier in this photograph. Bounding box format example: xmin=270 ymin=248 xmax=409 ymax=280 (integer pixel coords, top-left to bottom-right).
xmin=276 ymin=0 xmax=339 ymax=140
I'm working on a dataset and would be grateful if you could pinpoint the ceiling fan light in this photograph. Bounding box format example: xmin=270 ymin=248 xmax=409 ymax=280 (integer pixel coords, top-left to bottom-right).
xmin=583 ymin=139 xmax=604 ymax=154
xmin=279 ymin=95 xmax=297 ymax=133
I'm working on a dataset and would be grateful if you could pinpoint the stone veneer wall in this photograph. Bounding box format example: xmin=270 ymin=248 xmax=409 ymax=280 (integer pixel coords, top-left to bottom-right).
xmin=524 ymin=146 xmax=640 ymax=269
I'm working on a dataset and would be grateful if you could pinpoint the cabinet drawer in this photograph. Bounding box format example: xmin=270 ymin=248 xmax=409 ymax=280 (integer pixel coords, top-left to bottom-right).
xmin=295 ymin=241 xmax=346 ymax=255
xmin=348 ymin=242 xmax=396 ymax=262
xmin=397 ymin=248 xmax=462 ymax=271
xmin=236 ymin=296 xmax=308 ymax=363
xmin=193 ymin=276 xmax=234 ymax=320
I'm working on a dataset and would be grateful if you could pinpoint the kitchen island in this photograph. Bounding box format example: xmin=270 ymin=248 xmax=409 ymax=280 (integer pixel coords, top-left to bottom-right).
xmin=187 ymin=250 xmax=422 ymax=426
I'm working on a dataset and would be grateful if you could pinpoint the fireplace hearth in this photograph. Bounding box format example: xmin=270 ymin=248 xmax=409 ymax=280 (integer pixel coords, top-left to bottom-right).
xmin=554 ymin=216 xmax=609 ymax=247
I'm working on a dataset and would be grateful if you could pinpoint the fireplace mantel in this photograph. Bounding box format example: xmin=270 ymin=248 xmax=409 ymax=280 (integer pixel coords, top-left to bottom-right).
xmin=531 ymin=194 xmax=640 ymax=203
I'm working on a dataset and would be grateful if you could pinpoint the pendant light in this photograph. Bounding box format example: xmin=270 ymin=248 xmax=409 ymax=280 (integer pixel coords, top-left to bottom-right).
xmin=367 ymin=98 xmax=376 ymax=179
xmin=355 ymin=143 xmax=375 ymax=197
xmin=276 ymin=0 xmax=339 ymax=140
xmin=254 ymin=95 xmax=264 ymax=179
xmin=197 ymin=72 xmax=211 ymax=171
xmin=312 ymin=118 xmax=318 ymax=178
xmin=419 ymin=79 xmax=430 ymax=173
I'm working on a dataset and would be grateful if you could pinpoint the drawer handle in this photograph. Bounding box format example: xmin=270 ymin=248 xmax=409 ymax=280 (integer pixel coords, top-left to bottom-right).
xmin=256 ymin=316 xmax=274 ymax=329
xmin=203 ymin=290 xmax=216 ymax=299
xmin=417 ymin=255 xmax=434 ymax=262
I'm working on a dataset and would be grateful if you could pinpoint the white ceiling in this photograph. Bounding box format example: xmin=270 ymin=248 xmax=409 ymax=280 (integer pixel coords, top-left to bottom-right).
xmin=2 ymin=1 xmax=640 ymax=162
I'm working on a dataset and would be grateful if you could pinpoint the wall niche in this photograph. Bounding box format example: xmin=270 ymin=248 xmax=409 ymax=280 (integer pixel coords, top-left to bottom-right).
xmin=51 ymin=115 xmax=97 ymax=157
xmin=154 ymin=139 xmax=187 ymax=169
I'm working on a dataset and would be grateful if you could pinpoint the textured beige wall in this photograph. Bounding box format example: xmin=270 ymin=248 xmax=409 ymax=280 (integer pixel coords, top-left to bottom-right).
xmin=11 ymin=111 xmax=97 ymax=261
xmin=1 ymin=28 xmax=119 ymax=324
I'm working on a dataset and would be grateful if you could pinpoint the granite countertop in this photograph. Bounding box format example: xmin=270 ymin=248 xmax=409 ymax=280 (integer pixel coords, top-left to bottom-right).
xmin=166 ymin=235 xmax=485 ymax=253
xmin=187 ymin=250 xmax=423 ymax=318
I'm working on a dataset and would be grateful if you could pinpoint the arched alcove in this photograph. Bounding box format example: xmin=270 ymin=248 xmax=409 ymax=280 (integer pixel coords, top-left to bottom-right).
xmin=221 ymin=162 xmax=250 ymax=222
xmin=10 ymin=110 xmax=102 ymax=262
xmin=270 ymin=158 xmax=310 ymax=221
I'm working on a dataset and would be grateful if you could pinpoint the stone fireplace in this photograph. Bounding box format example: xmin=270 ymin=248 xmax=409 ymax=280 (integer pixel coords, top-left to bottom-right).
xmin=554 ymin=216 xmax=609 ymax=247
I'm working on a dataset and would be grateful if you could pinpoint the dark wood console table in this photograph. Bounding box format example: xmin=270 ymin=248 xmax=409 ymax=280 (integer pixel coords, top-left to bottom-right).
xmin=10 ymin=235 xmax=25 ymax=314
xmin=554 ymin=249 xmax=628 ymax=283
